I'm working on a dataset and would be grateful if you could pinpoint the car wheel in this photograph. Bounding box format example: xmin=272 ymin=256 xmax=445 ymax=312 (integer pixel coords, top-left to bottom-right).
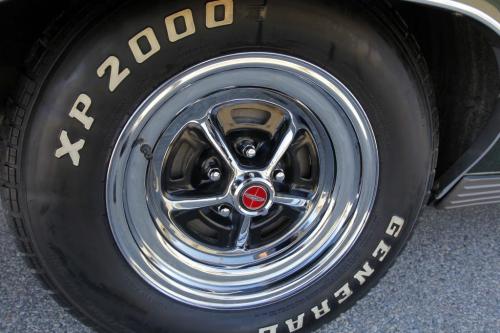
xmin=1 ymin=1 xmax=437 ymax=332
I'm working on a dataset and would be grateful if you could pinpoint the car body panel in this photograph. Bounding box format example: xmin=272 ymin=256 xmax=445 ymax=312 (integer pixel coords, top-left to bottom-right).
xmin=472 ymin=141 xmax=500 ymax=173
xmin=402 ymin=0 xmax=500 ymax=36
xmin=401 ymin=1 xmax=500 ymax=206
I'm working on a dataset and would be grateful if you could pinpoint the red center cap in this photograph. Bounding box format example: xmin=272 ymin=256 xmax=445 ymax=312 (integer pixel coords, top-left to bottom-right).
xmin=241 ymin=185 xmax=269 ymax=211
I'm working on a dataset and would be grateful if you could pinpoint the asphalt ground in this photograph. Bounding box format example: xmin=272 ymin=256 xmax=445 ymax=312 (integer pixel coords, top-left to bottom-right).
xmin=1 ymin=205 xmax=499 ymax=332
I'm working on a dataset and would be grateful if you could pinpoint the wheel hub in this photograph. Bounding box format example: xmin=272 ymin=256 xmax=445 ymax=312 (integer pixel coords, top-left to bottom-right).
xmin=233 ymin=177 xmax=274 ymax=216
xmin=241 ymin=185 xmax=268 ymax=211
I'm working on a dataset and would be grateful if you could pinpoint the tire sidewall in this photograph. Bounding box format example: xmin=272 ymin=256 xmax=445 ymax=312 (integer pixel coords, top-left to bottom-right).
xmin=20 ymin=1 xmax=433 ymax=332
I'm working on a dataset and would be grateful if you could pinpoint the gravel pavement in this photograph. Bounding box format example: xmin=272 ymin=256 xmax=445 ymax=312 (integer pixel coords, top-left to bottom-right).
xmin=1 ymin=205 xmax=499 ymax=333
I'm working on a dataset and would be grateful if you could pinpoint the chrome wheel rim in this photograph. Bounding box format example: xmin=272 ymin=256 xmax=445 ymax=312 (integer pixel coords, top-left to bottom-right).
xmin=106 ymin=52 xmax=378 ymax=309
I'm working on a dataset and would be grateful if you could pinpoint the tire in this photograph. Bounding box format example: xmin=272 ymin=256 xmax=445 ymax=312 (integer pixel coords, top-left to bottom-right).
xmin=1 ymin=1 xmax=437 ymax=332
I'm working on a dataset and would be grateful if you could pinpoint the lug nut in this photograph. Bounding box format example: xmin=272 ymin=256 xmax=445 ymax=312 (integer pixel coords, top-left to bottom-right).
xmin=243 ymin=145 xmax=257 ymax=158
xmin=208 ymin=168 xmax=221 ymax=182
xmin=274 ymin=170 xmax=286 ymax=182
xmin=218 ymin=206 xmax=231 ymax=217
xmin=139 ymin=144 xmax=153 ymax=160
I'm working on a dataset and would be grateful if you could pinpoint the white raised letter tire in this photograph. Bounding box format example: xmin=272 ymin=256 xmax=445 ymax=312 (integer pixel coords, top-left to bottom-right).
xmin=3 ymin=1 xmax=436 ymax=332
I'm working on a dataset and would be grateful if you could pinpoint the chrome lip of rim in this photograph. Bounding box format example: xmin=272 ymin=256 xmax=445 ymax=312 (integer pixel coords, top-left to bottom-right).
xmin=106 ymin=52 xmax=379 ymax=309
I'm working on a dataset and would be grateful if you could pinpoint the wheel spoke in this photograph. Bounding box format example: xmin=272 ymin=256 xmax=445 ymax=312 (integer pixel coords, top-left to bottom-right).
xmin=199 ymin=117 xmax=241 ymax=174
xmin=163 ymin=193 xmax=231 ymax=211
xmin=235 ymin=215 xmax=252 ymax=249
xmin=274 ymin=194 xmax=310 ymax=209
xmin=264 ymin=123 xmax=296 ymax=177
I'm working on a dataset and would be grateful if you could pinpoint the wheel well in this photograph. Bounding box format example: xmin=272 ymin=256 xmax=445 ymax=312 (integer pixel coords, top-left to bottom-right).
xmin=0 ymin=0 xmax=498 ymax=178
xmin=394 ymin=1 xmax=500 ymax=177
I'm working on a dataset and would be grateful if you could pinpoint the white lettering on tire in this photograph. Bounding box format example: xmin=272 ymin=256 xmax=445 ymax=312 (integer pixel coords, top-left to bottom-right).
xmin=257 ymin=215 xmax=406 ymax=332
xmin=68 ymin=93 xmax=94 ymax=130
xmin=206 ymin=0 xmax=234 ymax=28
xmin=284 ymin=313 xmax=305 ymax=332
xmin=372 ymin=240 xmax=391 ymax=262
xmin=97 ymin=56 xmax=131 ymax=92
xmin=311 ymin=299 xmax=331 ymax=319
xmin=333 ymin=282 xmax=353 ymax=304
xmin=165 ymin=9 xmax=196 ymax=42
xmin=353 ymin=261 xmax=374 ymax=286
xmin=386 ymin=215 xmax=405 ymax=238
xmin=128 ymin=27 xmax=161 ymax=64
xmin=56 ymin=4 xmax=236 ymax=166
xmin=54 ymin=130 xmax=85 ymax=166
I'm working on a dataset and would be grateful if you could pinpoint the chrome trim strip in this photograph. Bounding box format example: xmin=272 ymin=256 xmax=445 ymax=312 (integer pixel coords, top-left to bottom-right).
xmin=402 ymin=0 xmax=500 ymax=36
xmin=437 ymin=174 xmax=500 ymax=209
xmin=436 ymin=133 xmax=500 ymax=200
